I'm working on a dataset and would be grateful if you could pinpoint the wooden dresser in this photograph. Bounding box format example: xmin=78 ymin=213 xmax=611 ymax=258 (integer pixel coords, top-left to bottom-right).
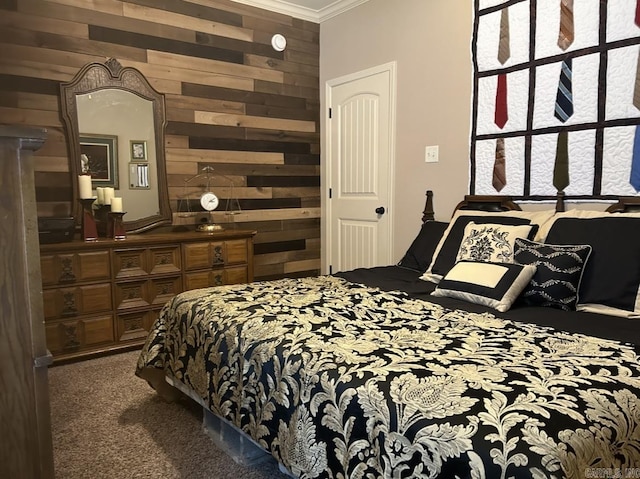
xmin=39 ymin=229 xmax=255 ymax=363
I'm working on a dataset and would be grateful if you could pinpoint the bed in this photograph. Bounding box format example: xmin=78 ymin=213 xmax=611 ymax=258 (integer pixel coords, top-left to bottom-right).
xmin=136 ymin=192 xmax=640 ymax=478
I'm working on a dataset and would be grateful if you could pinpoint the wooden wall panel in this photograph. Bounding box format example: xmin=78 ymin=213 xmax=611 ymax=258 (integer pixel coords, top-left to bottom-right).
xmin=0 ymin=0 xmax=320 ymax=281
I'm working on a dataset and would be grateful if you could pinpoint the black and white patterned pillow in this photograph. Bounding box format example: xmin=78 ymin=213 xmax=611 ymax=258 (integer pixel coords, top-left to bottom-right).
xmin=456 ymin=222 xmax=535 ymax=264
xmin=431 ymin=260 xmax=537 ymax=312
xmin=514 ymin=238 xmax=592 ymax=311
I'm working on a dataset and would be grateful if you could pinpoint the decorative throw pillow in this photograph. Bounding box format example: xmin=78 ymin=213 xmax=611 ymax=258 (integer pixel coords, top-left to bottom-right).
xmin=546 ymin=217 xmax=640 ymax=318
xmin=513 ymin=238 xmax=592 ymax=311
xmin=397 ymin=221 xmax=449 ymax=272
xmin=431 ymin=261 xmax=537 ymax=312
xmin=420 ymin=212 xmax=542 ymax=284
xmin=455 ymin=222 xmax=535 ymax=264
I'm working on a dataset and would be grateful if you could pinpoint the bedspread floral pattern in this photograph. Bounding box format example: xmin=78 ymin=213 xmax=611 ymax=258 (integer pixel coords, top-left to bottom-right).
xmin=136 ymin=276 xmax=640 ymax=478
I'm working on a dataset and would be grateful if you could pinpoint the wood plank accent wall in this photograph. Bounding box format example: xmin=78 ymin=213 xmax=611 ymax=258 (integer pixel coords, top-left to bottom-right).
xmin=0 ymin=0 xmax=321 ymax=281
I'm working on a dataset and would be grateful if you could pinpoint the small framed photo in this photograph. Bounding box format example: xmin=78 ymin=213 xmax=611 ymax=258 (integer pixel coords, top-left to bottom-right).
xmin=130 ymin=140 xmax=147 ymax=162
xmin=80 ymin=134 xmax=119 ymax=188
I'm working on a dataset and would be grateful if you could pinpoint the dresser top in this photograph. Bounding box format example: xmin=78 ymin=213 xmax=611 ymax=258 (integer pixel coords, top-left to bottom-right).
xmin=40 ymin=229 xmax=256 ymax=252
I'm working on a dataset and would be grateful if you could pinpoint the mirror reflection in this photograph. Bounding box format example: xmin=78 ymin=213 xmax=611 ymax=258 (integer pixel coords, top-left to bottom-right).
xmin=77 ymin=89 xmax=159 ymax=221
xmin=60 ymin=58 xmax=171 ymax=234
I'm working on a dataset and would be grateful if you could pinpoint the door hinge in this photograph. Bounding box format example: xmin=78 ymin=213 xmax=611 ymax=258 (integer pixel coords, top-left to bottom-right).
xmin=328 ymin=108 xmax=332 ymax=119
xmin=329 ymin=265 xmax=333 ymax=275
xmin=329 ymin=188 xmax=332 ymax=199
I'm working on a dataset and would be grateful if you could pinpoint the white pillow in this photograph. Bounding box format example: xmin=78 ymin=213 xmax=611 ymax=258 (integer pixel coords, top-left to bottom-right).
xmin=431 ymin=261 xmax=537 ymax=312
xmin=455 ymin=222 xmax=534 ymax=264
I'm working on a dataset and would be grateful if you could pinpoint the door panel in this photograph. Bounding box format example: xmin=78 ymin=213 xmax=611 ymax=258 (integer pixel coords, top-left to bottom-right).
xmin=327 ymin=63 xmax=396 ymax=273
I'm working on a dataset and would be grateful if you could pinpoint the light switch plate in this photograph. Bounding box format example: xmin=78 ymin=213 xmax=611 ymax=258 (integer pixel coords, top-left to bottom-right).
xmin=425 ymin=145 xmax=439 ymax=163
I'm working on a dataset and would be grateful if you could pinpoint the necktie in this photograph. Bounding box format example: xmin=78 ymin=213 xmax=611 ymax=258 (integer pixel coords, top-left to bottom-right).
xmin=558 ymin=0 xmax=574 ymax=51
xmin=636 ymin=0 xmax=640 ymax=27
xmin=493 ymin=138 xmax=507 ymax=192
xmin=493 ymin=7 xmax=510 ymax=192
xmin=631 ymin=127 xmax=640 ymax=192
xmin=498 ymin=8 xmax=510 ymax=65
xmin=554 ymin=131 xmax=570 ymax=191
xmin=555 ymin=59 xmax=573 ymax=122
xmin=553 ymin=58 xmax=573 ymax=191
xmin=495 ymin=74 xmax=508 ymax=128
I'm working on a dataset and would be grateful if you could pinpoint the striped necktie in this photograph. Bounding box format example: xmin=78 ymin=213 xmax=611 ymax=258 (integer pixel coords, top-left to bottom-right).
xmin=558 ymin=0 xmax=574 ymax=50
xmin=555 ymin=59 xmax=573 ymax=122
xmin=553 ymin=58 xmax=573 ymax=191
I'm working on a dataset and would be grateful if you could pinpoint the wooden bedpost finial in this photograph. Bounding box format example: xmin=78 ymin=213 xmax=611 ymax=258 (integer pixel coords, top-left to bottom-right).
xmin=422 ymin=190 xmax=435 ymax=223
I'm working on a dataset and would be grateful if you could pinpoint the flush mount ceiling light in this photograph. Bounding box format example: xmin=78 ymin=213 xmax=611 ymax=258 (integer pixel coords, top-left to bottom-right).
xmin=271 ymin=33 xmax=287 ymax=52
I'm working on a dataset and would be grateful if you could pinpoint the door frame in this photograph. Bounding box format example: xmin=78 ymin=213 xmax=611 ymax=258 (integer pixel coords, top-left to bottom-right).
xmin=323 ymin=61 xmax=397 ymax=274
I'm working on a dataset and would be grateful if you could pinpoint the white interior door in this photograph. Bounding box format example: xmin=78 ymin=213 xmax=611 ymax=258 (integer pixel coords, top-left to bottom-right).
xmin=325 ymin=62 xmax=396 ymax=274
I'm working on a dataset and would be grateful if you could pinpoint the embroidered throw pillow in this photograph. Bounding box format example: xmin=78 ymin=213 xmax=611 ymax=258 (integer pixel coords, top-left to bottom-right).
xmin=455 ymin=222 xmax=535 ymax=264
xmin=431 ymin=261 xmax=537 ymax=312
xmin=514 ymin=238 xmax=592 ymax=311
xmin=420 ymin=212 xmax=542 ymax=284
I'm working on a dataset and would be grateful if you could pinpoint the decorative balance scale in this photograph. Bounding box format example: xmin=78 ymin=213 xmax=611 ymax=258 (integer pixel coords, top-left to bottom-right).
xmin=178 ymin=166 xmax=241 ymax=232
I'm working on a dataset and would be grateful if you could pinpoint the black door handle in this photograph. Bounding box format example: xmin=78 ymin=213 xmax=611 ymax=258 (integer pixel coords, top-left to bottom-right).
xmin=375 ymin=206 xmax=385 ymax=215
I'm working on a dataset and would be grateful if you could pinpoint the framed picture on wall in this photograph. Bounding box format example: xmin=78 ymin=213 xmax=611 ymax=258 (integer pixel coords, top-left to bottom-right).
xmin=79 ymin=134 xmax=119 ymax=188
xmin=130 ymin=140 xmax=147 ymax=162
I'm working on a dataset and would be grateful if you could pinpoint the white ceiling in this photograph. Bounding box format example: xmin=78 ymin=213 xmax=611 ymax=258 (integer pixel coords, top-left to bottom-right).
xmin=230 ymin=0 xmax=370 ymax=23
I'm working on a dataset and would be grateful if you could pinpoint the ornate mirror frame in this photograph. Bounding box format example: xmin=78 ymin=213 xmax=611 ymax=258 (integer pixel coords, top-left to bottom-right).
xmin=60 ymin=58 xmax=171 ymax=233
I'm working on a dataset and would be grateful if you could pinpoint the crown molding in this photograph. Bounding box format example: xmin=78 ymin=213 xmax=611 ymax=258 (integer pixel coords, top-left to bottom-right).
xmin=230 ymin=0 xmax=370 ymax=23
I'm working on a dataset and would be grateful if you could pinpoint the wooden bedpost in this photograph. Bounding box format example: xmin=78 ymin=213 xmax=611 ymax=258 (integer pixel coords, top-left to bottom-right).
xmin=555 ymin=191 xmax=565 ymax=212
xmin=422 ymin=190 xmax=435 ymax=223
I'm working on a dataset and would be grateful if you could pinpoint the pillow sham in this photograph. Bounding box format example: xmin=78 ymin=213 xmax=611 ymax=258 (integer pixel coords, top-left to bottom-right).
xmin=456 ymin=222 xmax=535 ymax=264
xmin=397 ymin=221 xmax=449 ymax=272
xmin=546 ymin=217 xmax=640 ymax=318
xmin=513 ymin=238 xmax=592 ymax=311
xmin=431 ymin=261 xmax=536 ymax=312
xmin=421 ymin=212 xmax=540 ymax=284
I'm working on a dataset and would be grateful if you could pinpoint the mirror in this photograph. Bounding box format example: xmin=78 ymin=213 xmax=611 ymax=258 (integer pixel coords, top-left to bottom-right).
xmin=60 ymin=58 xmax=171 ymax=233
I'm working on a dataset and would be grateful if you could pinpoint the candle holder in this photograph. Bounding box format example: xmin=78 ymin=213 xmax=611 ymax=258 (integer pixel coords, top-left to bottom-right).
xmin=94 ymin=204 xmax=110 ymax=237
xmin=108 ymin=212 xmax=126 ymax=240
xmin=79 ymin=198 xmax=98 ymax=241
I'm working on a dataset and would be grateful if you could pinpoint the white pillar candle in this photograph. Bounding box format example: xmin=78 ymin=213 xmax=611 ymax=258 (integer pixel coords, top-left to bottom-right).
xmin=96 ymin=187 xmax=105 ymax=204
xmin=78 ymin=175 xmax=93 ymax=199
xmin=103 ymin=187 xmax=115 ymax=205
xmin=110 ymin=197 xmax=123 ymax=213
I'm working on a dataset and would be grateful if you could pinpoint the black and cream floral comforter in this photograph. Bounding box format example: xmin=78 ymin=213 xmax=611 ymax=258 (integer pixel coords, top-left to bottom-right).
xmin=136 ymin=275 xmax=640 ymax=478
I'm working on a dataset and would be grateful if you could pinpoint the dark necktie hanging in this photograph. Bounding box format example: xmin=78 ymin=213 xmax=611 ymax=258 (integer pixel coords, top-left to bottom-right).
xmin=493 ymin=7 xmax=510 ymax=192
xmin=553 ymin=1 xmax=574 ymax=192
xmin=554 ymin=59 xmax=574 ymax=122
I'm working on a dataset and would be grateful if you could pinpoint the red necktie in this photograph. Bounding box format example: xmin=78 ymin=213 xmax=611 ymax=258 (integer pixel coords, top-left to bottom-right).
xmin=495 ymin=74 xmax=508 ymax=129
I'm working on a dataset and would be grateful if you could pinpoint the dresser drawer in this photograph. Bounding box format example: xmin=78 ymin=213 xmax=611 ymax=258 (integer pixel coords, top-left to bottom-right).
xmin=115 ymin=275 xmax=182 ymax=311
xmin=183 ymin=239 xmax=248 ymax=271
xmin=42 ymin=283 xmax=112 ymax=320
xmin=113 ymin=248 xmax=147 ymax=279
xmin=116 ymin=310 xmax=159 ymax=342
xmin=40 ymin=251 xmax=110 ymax=286
xmin=149 ymin=245 xmax=181 ymax=275
xmin=184 ymin=266 xmax=248 ymax=290
xmin=45 ymin=315 xmax=114 ymax=354
xmin=114 ymin=279 xmax=150 ymax=311
xmin=149 ymin=276 xmax=182 ymax=306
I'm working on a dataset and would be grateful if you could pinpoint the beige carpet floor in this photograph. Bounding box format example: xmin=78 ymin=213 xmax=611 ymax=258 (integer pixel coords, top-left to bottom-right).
xmin=48 ymin=350 xmax=291 ymax=479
